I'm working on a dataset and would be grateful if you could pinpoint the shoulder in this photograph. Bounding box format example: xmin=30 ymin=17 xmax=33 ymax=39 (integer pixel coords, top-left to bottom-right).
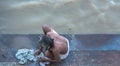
xmin=46 ymin=32 xmax=58 ymax=38
xmin=50 ymin=44 xmax=61 ymax=52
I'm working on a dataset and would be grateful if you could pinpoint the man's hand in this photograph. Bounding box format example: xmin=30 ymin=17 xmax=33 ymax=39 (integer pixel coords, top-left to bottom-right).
xmin=34 ymin=49 xmax=41 ymax=56
xmin=39 ymin=57 xmax=48 ymax=62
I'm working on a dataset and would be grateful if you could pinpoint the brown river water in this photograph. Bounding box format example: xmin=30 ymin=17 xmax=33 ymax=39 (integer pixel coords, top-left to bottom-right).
xmin=0 ymin=0 xmax=120 ymax=34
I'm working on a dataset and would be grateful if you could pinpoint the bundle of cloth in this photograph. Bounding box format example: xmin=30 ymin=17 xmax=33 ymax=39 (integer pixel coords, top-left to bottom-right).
xmin=15 ymin=48 xmax=49 ymax=66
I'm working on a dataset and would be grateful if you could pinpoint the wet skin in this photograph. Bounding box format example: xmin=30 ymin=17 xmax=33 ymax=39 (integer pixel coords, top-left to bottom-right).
xmin=34 ymin=25 xmax=68 ymax=62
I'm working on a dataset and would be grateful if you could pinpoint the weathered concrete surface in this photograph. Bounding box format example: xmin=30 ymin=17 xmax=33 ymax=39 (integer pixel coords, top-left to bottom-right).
xmin=51 ymin=51 xmax=120 ymax=66
xmin=0 ymin=51 xmax=120 ymax=66
xmin=0 ymin=34 xmax=120 ymax=66
xmin=74 ymin=34 xmax=120 ymax=50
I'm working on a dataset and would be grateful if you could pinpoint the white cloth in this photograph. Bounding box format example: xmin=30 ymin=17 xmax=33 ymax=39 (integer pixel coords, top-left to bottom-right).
xmin=15 ymin=48 xmax=49 ymax=66
xmin=60 ymin=38 xmax=69 ymax=59
xmin=52 ymin=29 xmax=70 ymax=59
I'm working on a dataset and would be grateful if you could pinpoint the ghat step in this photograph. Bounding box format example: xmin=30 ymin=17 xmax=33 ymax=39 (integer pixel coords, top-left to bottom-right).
xmin=1 ymin=34 xmax=120 ymax=50
xmin=0 ymin=34 xmax=120 ymax=66
xmin=0 ymin=51 xmax=120 ymax=66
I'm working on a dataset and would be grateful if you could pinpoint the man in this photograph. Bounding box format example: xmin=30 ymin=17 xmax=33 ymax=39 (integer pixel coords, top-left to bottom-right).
xmin=34 ymin=25 xmax=69 ymax=63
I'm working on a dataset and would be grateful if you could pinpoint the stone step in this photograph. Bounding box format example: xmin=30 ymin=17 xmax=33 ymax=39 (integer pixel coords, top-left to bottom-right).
xmin=51 ymin=50 xmax=120 ymax=66
xmin=72 ymin=34 xmax=120 ymax=50
xmin=0 ymin=51 xmax=120 ymax=66
xmin=1 ymin=34 xmax=120 ymax=51
xmin=1 ymin=34 xmax=120 ymax=66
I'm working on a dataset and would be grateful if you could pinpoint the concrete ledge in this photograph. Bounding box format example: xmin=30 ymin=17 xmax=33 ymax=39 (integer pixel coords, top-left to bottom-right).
xmin=51 ymin=51 xmax=120 ymax=66
xmin=0 ymin=51 xmax=120 ymax=66
xmin=1 ymin=34 xmax=120 ymax=50
xmin=1 ymin=34 xmax=120 ymax=66
xmin=0 ymin=62 xmax=17 ymax=66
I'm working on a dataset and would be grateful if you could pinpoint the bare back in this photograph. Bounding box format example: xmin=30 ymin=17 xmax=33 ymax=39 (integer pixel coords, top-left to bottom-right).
xmin=46 ymin=30 xmax=68 ymax=54
xmin=38 ymin=25 xmax=70 ymax=62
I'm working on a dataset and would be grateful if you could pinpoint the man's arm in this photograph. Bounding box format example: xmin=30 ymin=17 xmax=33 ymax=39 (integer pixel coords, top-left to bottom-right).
xmin=34 ymin=45 xmax=42 ymax=56
xmin=34 ymin=49 xmax=41 ymax=56
xmin=40 ymin=49 xmax=61 ymax=62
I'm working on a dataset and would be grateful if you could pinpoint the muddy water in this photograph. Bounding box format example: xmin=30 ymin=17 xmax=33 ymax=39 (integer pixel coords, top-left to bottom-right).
xmin=0 ymin=0 xmax=120 ymax=34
